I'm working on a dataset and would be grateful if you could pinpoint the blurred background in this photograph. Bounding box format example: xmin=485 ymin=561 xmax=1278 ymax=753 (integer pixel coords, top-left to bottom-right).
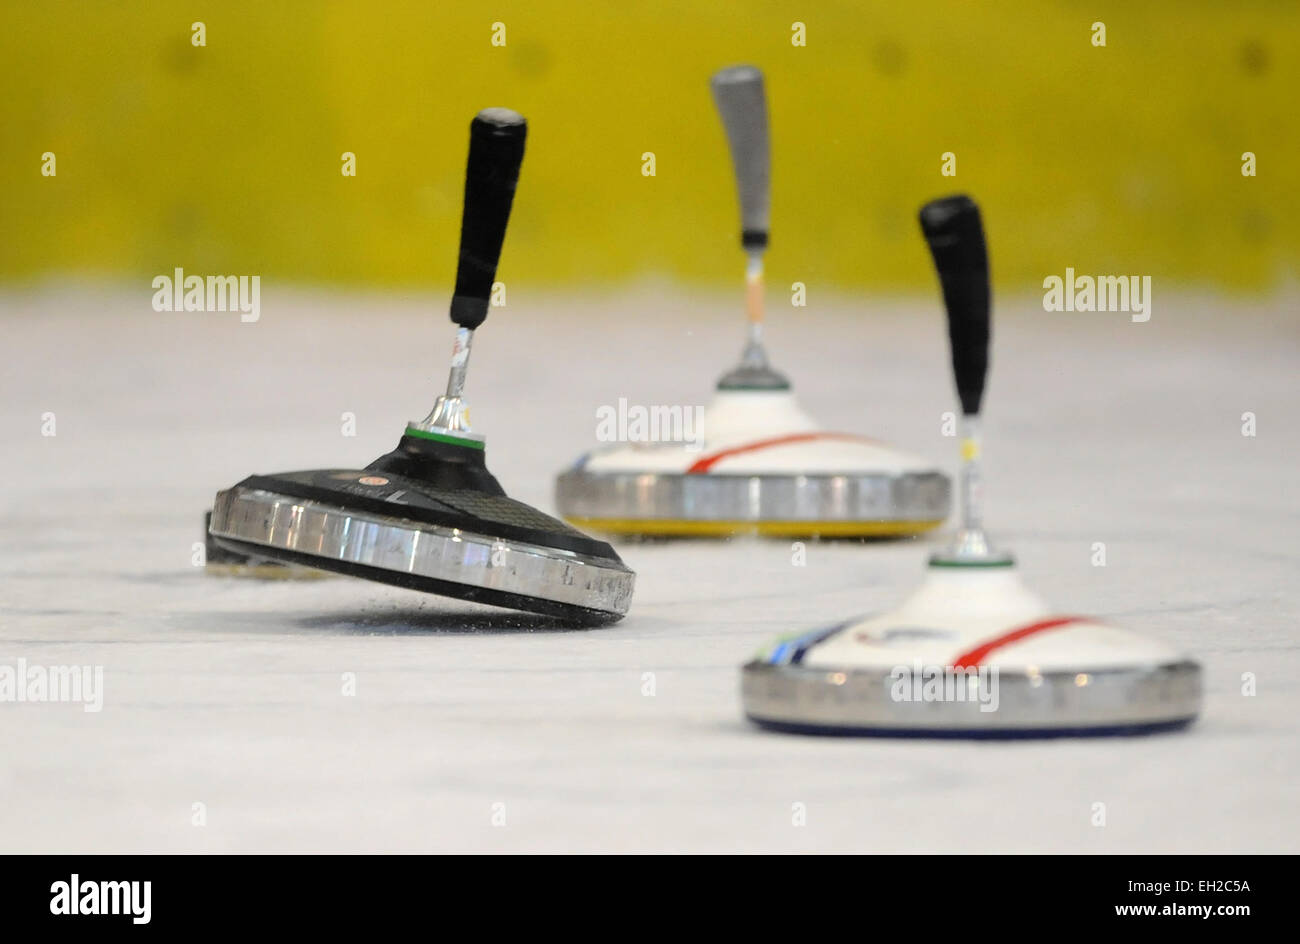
xmin=1 ymin=0 xmax=1295 ymax=294
xmin=2 ymin=3 xmax=1299 ymax=856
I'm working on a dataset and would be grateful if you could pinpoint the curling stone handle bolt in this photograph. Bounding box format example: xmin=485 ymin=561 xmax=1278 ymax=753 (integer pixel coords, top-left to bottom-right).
xmin=449 ymin=107 xmax=527 ymax=331
xmin=920 ymin=194 xmax=991 ymax=418
xmin=711 ymin=65 xmax=770 ymax=251
xmin=444 ymin=326 xmax=473 ymax=398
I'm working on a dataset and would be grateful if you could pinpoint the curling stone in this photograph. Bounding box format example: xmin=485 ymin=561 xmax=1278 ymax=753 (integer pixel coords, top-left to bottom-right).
xmin=741 ymin=195 xmax=1201 ymax=735
xmin=208 ymin=109 xmax=635 ymax=624
xmin=555 ymin=65 xmax=949 ymax=538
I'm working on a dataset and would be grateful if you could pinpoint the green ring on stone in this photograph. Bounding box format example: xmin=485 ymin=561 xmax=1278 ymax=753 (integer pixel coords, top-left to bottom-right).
xmin=404 ymin=426 xmax=485 ymax=449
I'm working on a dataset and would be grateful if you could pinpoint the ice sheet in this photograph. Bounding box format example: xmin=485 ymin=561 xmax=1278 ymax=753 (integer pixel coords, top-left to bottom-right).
xmin=0 ymin=285 xmax=1296 ymax=852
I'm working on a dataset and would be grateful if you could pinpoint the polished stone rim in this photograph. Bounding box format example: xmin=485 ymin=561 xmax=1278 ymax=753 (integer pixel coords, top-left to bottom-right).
xmin=555 ymin=467 xmax=951 ymax=531
xmin=741 ymin=658 xmax=1202 ymax=735
xmin=209 ymin=486 xmax=635 ymax=619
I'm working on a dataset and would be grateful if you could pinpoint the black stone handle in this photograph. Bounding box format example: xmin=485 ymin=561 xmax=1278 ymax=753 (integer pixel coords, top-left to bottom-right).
xmin=920 ymin=194 xmax=991 ymax=417
xmin=449 ymin=108 xmax=527 ymax=329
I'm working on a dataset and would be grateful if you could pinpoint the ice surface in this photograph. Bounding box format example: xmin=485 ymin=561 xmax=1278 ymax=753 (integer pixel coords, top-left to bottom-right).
xmin=0 ymin=285 xmax=1296 ymax=852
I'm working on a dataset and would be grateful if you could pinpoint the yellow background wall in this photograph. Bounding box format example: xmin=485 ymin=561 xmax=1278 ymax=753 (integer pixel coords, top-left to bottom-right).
xmin=2 ymin=1 xmax=1295 ymax=292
